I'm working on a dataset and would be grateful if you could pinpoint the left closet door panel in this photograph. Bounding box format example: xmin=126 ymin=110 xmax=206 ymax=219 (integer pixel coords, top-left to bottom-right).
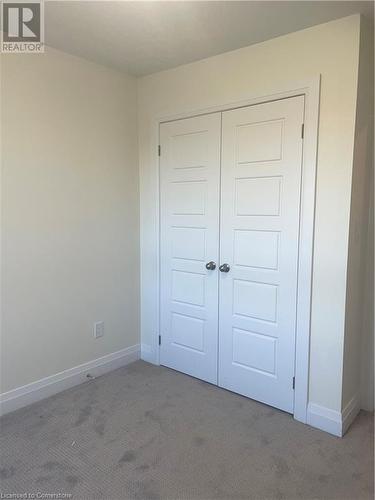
xmin=159 ymin=113 xmax=221 ymax=384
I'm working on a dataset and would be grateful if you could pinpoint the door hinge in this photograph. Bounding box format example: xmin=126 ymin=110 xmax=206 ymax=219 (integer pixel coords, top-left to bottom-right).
xmin=292 ymin=376 xmax=295 ymax=390
xmin=158 ymin=335 xmax=161 ymax=346
xmin=158 ymin=145 xmax=161 ymax=156
xmin=301 ymin=123 xmax=304 ymax=139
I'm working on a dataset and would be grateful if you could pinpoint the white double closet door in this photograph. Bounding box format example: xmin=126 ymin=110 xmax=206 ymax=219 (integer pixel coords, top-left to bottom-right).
xmin=160 ymin=96 xmax=304 ymax=413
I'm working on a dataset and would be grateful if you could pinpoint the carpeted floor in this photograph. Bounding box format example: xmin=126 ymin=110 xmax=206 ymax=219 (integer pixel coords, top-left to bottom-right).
xmin=0 ymin=361 xmax=373 ymax=500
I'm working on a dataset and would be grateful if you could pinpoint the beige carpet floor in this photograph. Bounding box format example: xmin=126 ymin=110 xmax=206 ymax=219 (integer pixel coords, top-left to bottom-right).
xmin=0 ymin=360 xmax=373 ymax=500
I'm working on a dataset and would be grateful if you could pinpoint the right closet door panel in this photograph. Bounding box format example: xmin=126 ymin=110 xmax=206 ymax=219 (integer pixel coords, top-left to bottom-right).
xmin=218 ymin=96 xmax=305 ymax=412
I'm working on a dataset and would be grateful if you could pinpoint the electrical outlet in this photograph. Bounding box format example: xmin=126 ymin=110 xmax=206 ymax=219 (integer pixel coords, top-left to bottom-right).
xmin=93 ymin=321 xmax=104 ymax=339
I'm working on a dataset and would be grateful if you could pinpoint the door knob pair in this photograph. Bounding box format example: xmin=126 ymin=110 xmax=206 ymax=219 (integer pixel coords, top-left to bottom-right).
xmin=205 ymin=262 xmax=230 ymax=273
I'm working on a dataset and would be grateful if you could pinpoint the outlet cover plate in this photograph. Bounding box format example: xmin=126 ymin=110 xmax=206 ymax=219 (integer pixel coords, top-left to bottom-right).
xmin=94 ymin=321 xmax=104 ymax=338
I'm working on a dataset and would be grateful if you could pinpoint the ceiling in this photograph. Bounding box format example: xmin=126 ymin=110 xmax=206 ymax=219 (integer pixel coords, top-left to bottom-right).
xmin=45 ymin=1 xmax=374 ymax=76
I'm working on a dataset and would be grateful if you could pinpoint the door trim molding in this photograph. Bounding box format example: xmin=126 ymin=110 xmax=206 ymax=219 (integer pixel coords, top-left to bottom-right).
xmin=143 ymin=76 xmax=321 ymax=425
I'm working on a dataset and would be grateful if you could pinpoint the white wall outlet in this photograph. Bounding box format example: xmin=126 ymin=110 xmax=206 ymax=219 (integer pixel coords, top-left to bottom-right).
xmin=93 ymin=321 xmax=104 ymax=339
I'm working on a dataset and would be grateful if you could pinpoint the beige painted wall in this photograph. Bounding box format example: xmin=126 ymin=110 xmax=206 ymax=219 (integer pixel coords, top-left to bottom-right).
xmin=343 ymin=15 xmax=374 ymax=412
xmin=1 ymin=47 xmax=139 ymax=393
xmin=138 ymin=15 xmax=361 ymax=412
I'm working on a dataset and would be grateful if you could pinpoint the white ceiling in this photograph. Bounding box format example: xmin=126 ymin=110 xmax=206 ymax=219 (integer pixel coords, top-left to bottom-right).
xmin=45 ymin=1 xmax=374 ymax=76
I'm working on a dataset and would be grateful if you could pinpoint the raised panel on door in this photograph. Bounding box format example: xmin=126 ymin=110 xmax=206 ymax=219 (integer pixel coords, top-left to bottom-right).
xmin=160 ymin=113 xmax=221 ymax=384
xmin=219 ymin=96 xmax=305 ymax=412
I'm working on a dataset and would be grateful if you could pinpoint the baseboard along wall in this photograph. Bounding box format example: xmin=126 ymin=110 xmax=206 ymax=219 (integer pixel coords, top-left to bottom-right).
xmin=0 ymin=344 xmax=140 ymax=416
xmin=1 ymin=343 xmax=360 ymax=438
xmin=307 ymin=395 xmax=361 ymax=437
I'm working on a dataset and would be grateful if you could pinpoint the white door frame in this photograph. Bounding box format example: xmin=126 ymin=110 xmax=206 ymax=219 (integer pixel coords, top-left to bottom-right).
xmin=150 ymin=76 xmax=320 ymax=424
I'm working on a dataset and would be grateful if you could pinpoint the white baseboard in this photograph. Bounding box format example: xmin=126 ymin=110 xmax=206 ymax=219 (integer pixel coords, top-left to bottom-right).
xmin=141 ymin=343 xmax=158 ymax=364
xmin=307 ymin=403 xmax=342 ymax=436
xmin=0 ymin=344 xmax=140 ymax=416
xmin=307 ymin=395 xmax=360 ymax=437
xmin=342 ymin=395 xmax=360 ymax=435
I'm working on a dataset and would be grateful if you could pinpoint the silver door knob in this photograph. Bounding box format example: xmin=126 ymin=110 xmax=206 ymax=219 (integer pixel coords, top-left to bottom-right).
xmin=205 ymin=261 xmax=216 ymax=270
xmin=219 ymin=263 xmax=230 ymax=273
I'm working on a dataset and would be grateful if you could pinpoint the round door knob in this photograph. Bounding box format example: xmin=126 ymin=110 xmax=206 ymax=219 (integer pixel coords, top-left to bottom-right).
xmin=205 ymin=261 xmax=216 ymax=270
xmin=219 ymin=263 xmax=230 ymax=273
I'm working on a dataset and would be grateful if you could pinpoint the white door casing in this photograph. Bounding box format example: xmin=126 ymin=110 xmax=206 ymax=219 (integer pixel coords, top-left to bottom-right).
xmin=159 ymin=113 xmax=221 ymax=384
xmin=218 ymin=96 xmax=305 ymax=412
